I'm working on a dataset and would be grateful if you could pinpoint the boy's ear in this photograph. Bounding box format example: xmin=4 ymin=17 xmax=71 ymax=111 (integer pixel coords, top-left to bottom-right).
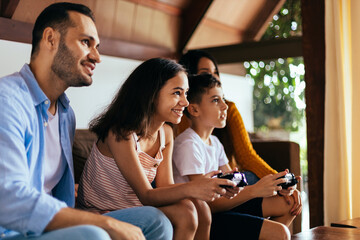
xmin=187 ymin=103 xmax=200 ymax=117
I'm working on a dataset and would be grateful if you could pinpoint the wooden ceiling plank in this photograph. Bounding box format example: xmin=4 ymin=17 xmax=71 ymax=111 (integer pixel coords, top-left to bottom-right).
xmin=246 ymin=0 xmax=285 ymax=41
xmin=177 ymin=0 xmax=213 ymax=53
xmin=0 ymin=17 xmax=174 ymax=60
xmin=1 ymin=0 xmax=20 ymax=18
xmin=197 ymin=36 xmax=302 ymax=64
xmin=127 ymin=0 xmax=181 ymax=16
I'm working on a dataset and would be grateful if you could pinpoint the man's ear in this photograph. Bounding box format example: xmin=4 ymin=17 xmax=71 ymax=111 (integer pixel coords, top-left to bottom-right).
xmin=187 ymin=103 xmax=200 ymax=117
xmin=42 ymin=27 xmax=60 ymax=51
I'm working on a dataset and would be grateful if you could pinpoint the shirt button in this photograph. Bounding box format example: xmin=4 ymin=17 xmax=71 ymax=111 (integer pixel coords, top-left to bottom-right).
xmin=44 ymin=122 xmax=48 ymax=127
xmin=153 ymin=163 xmax=159 ymax=168
xmin=44 ymin=100 xmax=49 ymax=105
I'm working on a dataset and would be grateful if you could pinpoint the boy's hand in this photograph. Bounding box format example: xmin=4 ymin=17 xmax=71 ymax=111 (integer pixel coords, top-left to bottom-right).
xmin=278 ymin=175 xmax=301 ymax=198
xmin=252 ymin=171 xmax=288 ymax=198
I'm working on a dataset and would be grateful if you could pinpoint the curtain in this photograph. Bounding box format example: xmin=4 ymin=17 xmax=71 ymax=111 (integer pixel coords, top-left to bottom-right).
xmin=324 ymin=0 xmax=360 ymax=225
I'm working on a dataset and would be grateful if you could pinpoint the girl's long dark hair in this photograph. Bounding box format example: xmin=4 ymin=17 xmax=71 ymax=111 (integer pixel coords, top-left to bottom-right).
xmin=90 ymin=58 xmax=185 ymax=142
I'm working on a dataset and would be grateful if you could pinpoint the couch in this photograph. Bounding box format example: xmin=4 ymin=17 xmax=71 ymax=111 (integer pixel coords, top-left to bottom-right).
xmin=72 ymin=129 xmax=302 ymax=233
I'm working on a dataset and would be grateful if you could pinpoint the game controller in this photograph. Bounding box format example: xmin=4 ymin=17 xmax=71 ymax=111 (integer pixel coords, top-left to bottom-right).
xmin=277 ymin=173 xmax=298 ymax=189
xmin=217 ymin=171 xmax=248 ymax=188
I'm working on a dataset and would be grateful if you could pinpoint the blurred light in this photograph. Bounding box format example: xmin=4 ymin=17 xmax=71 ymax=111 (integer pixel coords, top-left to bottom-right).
xmin=259 ymin=61 xmax=265 ymax=68
xmin=264 ymin=96 xmax=272 ymax=104
xmin=282 ymin=9 xmax=289 ymax=15
xmin=273 ymin=15 xmax=279 ymax=21
xmin=251 ymin=61 xmax=258 ymax=68
xmin=244 ymin=62 xmax=250 ymax=68
xmin=282 ymin=76 xmax=288 ymax=83
xmin=291 ymin=21 xmax=298 ymax=31
xmin=278 ymin=58 xmax=285 ymax=64
xmin=264 ymin=75 xmax=271 ymax=86
xmin=250 ymin=68 xmax=257 ymax=76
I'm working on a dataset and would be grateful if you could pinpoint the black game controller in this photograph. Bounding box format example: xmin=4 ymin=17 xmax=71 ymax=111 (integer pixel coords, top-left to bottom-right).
xmin=217 ymin=171 xmax=248 ymax=188
xmin=277 ymin=173 xmax=298 ymax=189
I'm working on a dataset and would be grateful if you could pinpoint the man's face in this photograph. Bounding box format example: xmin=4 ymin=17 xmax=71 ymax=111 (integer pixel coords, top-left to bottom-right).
xmin=51 ymin=11 xmax=100 ymax=87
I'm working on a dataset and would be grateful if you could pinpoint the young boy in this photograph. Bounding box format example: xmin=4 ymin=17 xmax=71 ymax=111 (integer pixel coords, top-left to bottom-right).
xmin=172 ymin=73 xmax=302 ymax=240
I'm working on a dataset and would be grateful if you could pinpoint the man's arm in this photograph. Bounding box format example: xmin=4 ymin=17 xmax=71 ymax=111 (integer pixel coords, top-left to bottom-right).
xmin=46 ymin=208 xmax=145 ymax=240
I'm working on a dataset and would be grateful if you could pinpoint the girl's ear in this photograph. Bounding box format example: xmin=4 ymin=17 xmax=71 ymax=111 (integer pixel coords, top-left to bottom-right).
xmin=187 ymin=103 xmax=200 ymax=117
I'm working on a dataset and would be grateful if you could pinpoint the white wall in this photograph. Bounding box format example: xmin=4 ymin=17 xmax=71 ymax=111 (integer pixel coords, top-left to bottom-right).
xmin=221 ymin=73 xmax=254 ymax=132
xmin=0 ymin=40 xmax=141 ymax=129
xmin=0 ymin=39 xmax=253 ymax=131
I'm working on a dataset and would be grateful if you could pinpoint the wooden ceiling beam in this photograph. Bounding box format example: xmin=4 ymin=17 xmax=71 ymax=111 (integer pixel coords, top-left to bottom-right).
xmin=197 ymin=36 xmax=302 ymax=64
xmin=247 ymin=0 xmax=286 ymax=41
xmin=177 ymin=0 xmax=213 ymax=54
xmin=0 ymin=0 xmax=20 ymax=18
xmin=0 ymin=17 xmax=175 ymax=60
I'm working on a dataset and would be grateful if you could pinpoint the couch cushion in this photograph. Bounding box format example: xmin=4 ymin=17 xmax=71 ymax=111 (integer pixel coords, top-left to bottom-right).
xmin=73 ymin=129 xmax=97 ymax=183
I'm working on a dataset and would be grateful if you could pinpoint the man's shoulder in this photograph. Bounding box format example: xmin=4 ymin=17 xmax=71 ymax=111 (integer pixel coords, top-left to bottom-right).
xmin=0 ymin=72 xmax=29 ymax=100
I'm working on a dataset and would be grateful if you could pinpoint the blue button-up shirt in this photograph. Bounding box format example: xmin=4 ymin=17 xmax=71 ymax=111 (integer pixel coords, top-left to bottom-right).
xmin=0 ymin=64 xmax=76 ymax=237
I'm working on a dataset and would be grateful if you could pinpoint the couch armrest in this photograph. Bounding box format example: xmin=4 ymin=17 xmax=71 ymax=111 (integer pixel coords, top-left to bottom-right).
xmin=251 ymin=140 xmax=302 ymax=234
xmin=251 ymin=140 xmax=300 ymax=176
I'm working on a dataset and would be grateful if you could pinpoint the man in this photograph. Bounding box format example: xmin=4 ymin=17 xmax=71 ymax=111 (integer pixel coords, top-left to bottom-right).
xmin=0 ymin=3 xmax=172 ymax=240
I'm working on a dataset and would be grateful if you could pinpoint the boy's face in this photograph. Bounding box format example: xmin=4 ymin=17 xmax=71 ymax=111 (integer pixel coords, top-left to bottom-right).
xmin=194 ymin=86 xmax=228 ymax=128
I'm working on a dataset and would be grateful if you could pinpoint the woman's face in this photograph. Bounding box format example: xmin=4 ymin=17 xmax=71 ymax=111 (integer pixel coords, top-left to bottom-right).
xmin=154 ymin=71 xmax=189 ymax=124
xmin=197 ymin=57 xmax=219 ymax=79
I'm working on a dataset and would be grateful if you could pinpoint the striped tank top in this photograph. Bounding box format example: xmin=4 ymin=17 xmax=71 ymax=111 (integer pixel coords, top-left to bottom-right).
xmin=77 ymin=127 xmax=165 ymax=211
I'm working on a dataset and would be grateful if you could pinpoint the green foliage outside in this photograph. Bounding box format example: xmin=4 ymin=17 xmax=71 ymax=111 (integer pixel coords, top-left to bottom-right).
xmin=244 ymin=0 xmax=304 ymax=132
xmin=243 ymin=0 xmax=308 ymax=176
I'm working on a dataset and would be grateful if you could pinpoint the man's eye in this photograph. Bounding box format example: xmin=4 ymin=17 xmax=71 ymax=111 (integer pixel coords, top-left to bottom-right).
xmin=82 ymin=39 xmax=90 ymax=45
xmin=174 ymin=91 xmax=181 ymax=95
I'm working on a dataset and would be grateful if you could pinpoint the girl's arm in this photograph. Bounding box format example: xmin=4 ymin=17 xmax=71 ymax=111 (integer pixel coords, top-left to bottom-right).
xmin=188 ymin=170 xmax=288 ymax=213
xmin=107 ymin=127 xmax=234 ymax=207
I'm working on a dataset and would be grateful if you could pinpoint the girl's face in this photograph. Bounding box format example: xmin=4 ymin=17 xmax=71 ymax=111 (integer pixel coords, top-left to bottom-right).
xmin=196 ymin=86 xmax=228 ymax=129
xmin=155 ymin=71 xmax=189 ymax=124
xmin=197 ymin=57 xmax=219 ymax=79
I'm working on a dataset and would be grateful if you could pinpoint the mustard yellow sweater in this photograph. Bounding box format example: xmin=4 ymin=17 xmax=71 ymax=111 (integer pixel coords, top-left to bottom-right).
xmin=176 ymin=101 xmax=277 ymax=178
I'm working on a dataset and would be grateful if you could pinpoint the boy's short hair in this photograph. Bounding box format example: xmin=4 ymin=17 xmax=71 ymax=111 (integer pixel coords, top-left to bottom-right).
xmin=184 ymin=73 xmax=221 ymax=118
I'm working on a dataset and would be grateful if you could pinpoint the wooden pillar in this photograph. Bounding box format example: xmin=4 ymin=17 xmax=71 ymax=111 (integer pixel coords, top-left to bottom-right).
xmin=301 ymin=0 xmax=325 ymax=228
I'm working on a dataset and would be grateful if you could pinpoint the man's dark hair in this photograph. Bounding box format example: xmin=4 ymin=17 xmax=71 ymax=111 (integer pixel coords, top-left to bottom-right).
xmin=184 ymin=73 xmax=221 ymax=118
xmin=179 ymin=50 xmax=219 ymax=76
xmin=31 ymin=2 xmax=95 ymax=56
xmin=90 ymin=58 xmax=185 ymax=142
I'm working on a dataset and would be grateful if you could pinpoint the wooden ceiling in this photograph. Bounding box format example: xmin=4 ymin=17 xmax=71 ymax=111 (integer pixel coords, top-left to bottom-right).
xmin=0 ymin=0 xmax=285 ymax=61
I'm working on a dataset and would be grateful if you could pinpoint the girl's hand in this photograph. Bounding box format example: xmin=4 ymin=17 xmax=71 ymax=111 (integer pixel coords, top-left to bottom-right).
xmin=223 ymin=186 xmax=241 ymax=199
xmin=252 ymin=171 xmax=288 ymax=198
xmin=187 ymin=170 xmax=236 ymax=202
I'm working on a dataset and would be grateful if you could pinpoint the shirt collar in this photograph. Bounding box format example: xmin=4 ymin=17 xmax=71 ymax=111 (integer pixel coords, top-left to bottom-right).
xmin=19 ymin=64 xmax=70 ymax=109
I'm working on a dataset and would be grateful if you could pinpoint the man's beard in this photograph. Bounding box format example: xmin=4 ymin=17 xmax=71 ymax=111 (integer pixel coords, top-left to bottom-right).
xmin=51 ymin=41 xmax=92 ymax=87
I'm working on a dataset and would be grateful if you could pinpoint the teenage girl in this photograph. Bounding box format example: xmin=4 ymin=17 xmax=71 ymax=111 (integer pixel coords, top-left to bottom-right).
xmin=77 ymin=58 xmax=238 ymax=240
